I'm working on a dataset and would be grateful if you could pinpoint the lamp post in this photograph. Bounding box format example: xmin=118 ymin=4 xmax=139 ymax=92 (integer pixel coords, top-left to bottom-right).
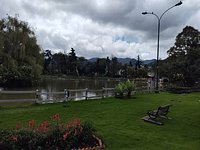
xmin=142 ymin=1 xmax=182 ymax=93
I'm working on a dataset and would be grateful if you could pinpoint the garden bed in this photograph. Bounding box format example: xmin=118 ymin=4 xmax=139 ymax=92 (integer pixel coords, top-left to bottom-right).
xmin=0 ymin=114 xmax=104 ymax=150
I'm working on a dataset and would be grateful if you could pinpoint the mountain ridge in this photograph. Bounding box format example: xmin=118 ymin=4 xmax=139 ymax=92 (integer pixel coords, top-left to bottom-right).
xmin=88 ymin=57 xmax=156 ymax=65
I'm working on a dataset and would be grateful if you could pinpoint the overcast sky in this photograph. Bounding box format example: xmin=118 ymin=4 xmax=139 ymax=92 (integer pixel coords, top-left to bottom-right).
xmin=1 ymin=0 xmax=200 ymax=60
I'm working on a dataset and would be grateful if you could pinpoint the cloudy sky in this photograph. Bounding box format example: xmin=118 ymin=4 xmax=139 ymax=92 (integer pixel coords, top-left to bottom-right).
xmin=1 ymin=0 xmax=200 ymax=60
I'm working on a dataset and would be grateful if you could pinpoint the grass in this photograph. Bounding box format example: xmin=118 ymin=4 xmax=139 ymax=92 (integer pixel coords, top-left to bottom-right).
xmin=0 ymin=92 xmax=200 ymax=150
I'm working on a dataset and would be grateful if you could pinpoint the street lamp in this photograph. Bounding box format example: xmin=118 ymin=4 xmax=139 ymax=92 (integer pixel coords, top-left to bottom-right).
xmin=142 ymin=1 xmax=182 ymax=93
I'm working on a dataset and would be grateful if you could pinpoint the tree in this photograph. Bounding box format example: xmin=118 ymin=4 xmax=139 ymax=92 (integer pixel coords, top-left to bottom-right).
xmin=110 ymin=57 xmax=119 ymax=77
xmin=0 ymin=15 xmax=43 ymax=87
xmin=95 ymin=58 xmax=107 ymax=76
xmin=52 ymin=52 xmax=68 ymax=74
xmin=135 ymin=55 xmax=142 ymax=70
xmin=68 ymin=48 xmax=78 ymax=75
xmin=160 ymin=26 xmax=200 ymax=87
xmin=77 ymin=57 xmax=87 ymax=76
xmin=105 ymin=57 xmax=110 ymax=76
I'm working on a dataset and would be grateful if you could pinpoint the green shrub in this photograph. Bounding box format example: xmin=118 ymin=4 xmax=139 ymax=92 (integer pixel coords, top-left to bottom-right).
xmin=125 ymin=80 xmax=135 ymax=98
xmin=0 ymin=114 xmax=101 ymax=150
xmin=114 ymin=83 xmax=126 ymax=98
xmin=115 ymin=80 xmax=135 ymax=98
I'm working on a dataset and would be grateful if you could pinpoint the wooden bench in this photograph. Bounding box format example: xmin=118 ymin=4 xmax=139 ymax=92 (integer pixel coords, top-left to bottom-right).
xmin=142 ymin=105 xmax=172 ymax=125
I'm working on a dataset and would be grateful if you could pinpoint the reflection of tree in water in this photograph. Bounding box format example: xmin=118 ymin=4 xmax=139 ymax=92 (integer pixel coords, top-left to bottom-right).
xmin=75 ymin=79 xmax=79 ymax=89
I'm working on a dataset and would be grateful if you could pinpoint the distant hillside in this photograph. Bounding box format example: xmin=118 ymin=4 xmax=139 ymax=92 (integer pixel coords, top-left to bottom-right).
xmin=88 ymin=57 xmax=98 ymax=63
xmin=143 ymin=59 xmax=156 ymax=66
xmin=88 ymin=57 xmax=156 ymax=65
xmin=117 ymin=58 xmax=137 ymax=65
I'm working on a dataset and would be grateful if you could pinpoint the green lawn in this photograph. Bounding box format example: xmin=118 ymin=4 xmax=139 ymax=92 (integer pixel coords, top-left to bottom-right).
xmin=0 ymin=92 xmax=200 ymax=150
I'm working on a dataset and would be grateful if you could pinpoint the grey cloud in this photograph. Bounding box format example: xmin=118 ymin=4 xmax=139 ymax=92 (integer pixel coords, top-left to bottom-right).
xmin=0 ymin=0 xmax=199 ymax=59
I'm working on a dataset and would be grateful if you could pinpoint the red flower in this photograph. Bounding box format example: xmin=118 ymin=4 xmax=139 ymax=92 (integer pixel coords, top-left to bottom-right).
xmin=63 ymin=131 xmax=70 ymax=141
xmin=69 ymin=121 xmax=73 ymax=128
xmin=58 ymin=124 xmax=63 ymax=131
xmin=74 ymin=119 xmax=81 ymax=126
xmin=54 ymin=114 xmax=60 ymax=123
xmin=39 ymin=121 xmax=48 ymax=133
xmin=80 ymin=127 xmax=83 ymax=133
xmin=74 ymin=129 xmax=77 ymax=136
xmin=15 ymin=123 xmax=22 ymax=130
xmin=11 ymin=136 xmax=18 ymax=142
xmin=28 ymin=119 xmax=35 ymax=129
xmin=65 ymin=122 xmax=69 ymax=129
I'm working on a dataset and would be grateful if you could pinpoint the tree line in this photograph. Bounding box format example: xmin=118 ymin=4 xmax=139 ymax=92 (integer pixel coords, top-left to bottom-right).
xmin=43 ymin=48 xmax=147 ymax=78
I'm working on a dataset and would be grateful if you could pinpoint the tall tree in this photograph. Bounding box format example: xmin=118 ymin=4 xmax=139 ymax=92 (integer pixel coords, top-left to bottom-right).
xmin=68 ymin=48 xmax=78 ymax=75
xmin=110 ymin=57 xmax=119 ymax=77
xmin=135 ymin=55 xmax=142 ymax=70
xmin=0 ymin=15 xmax=43 ymax=87
xmin=160 ymin=26 xmax=200 ymax=86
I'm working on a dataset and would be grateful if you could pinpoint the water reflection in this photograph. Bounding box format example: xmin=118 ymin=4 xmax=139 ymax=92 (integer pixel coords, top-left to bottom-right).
xmin=37 ymin=78 xmax=122 ymax=101
xmin=39 ymin=77 xmax=121 ymax=92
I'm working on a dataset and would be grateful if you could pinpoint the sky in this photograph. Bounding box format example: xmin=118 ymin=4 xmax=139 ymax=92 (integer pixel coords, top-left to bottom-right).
xmin=1 ymin=0 xmax=200 ymax=60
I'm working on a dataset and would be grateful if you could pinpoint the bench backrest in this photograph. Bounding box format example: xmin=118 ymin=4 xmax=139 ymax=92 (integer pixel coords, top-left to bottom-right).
xmin=157 ymin=105 xmax=171 ymax=116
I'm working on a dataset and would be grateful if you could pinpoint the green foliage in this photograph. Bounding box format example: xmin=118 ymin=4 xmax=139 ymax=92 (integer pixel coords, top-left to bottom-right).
xmin=115 ymin=80 xmax=135 ymax=98
xmin=160 ymin=26 xmax=200 ymax=87
xmin=0 ymin=114 xmax=100 ymax=149
xmin=0 ymin=15 xmax=43 ymax=87
xmin=114 ymin=82 xmax=126 ymax=98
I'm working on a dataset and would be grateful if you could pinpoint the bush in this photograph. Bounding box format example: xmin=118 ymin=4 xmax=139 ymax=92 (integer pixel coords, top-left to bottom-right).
xmin=125 ymin=80 xmax=135 ymax=98
xmin=115 ymin=80 xmax=135 ymax=98
xmin=0 ymin=114 xmax=103 ymax=150
xmin=114 ymin=82 xmax=126 ymax=98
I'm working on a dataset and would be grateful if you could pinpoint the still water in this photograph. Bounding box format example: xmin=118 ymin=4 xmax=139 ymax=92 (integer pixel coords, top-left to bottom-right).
xmin=39 ymin=77 xmax=123 ymax=101
xmin=38 ymin=77 xmax=122 ymax=92
xmin=0 ymin=77 xmax=124 ymax=101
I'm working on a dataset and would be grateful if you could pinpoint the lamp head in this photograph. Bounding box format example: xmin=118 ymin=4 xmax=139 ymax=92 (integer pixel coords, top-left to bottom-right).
xmin=142 ymin=12 xmax=148 ymax=15
xmin=175 ymin=1 xmax=182 ymax=6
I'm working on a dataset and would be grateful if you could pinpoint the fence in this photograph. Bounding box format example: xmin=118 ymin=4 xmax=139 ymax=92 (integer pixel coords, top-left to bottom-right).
xmin=0 ymin=88 xmax=115 ymax=104
xmin=0 ymin=85 xmax=159 ymax=104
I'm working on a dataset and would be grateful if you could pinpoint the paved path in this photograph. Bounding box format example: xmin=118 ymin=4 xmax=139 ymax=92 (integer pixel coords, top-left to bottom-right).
xmin=0 ymin=99 xmax=36 ymax=103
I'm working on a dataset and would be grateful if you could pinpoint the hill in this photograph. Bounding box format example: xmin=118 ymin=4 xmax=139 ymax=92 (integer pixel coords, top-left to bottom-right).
xmin=88 ymin=57 xmax=156 ymax=66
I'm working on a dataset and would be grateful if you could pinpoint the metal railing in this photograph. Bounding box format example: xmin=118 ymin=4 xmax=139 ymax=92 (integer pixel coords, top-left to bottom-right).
xmin=0 ymin=88 xmax=115 ymax=104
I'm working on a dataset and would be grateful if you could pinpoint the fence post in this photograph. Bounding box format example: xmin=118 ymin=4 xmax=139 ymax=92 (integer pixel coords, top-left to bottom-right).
xmin=102 ymin=87 xmax=105 ymax=99
xmin=85 ymin=88 xmax=88 ymax=100
xmin=64 ymin=89 xmax=67 ymax=102
xmin=106 ymin=88 xmax=108 ymax=97
xmin=35 ymin=89 xmax=39 ymax=103
xmin=49 ymin=91 xmax=53 ymax=103
xmin=64 ymin=89 xmax=68 ymax=107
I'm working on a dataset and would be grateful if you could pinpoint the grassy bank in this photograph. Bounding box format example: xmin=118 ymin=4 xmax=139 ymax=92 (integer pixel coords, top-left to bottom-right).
xmin=0 ymin=92 xmax=200 ymax=150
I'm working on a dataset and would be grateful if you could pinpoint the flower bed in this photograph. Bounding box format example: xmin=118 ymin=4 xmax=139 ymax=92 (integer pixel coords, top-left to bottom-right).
xmin=0 ymin=114 xmax=104 ymax=150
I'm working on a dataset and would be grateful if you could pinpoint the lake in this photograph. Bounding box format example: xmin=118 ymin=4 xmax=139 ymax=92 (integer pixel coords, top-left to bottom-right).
xmin=0 ymin=77 xmax=125 ymax=101
xmin=38 ymin=77 xmax=123 ymax=91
